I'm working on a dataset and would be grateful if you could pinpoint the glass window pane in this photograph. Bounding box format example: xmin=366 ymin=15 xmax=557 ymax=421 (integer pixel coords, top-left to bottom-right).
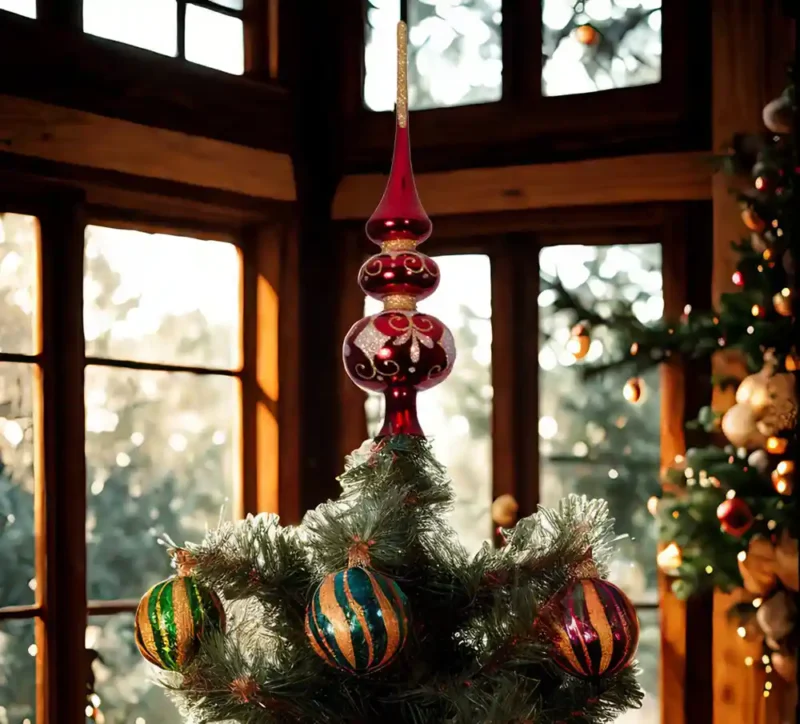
xmin=0 ymin=0 xmax=35 ymax=18
xmin=0 ymin=363 xmax=35 ymax=608
xmin=208 ymin=0 xmax=242 ymax=9
xmin=84 ymin=226 xmax=240 ymax=369
xmin=364 ymin=0 xmax=503 ymax=111
xmin=186 ymin=4 xmax=244 ymax=75
xmin=84 ymin=0 xmax=178 ymax=56
xmin=0 ymin=617 xmax=37 ymax=722
xmin=542 ymin=0 xmax=662 ymax=97
xmin=88 ymin=613 xmax=182 ymax=724
xmin=0 ymin=213 xmax=37 ymax=355
xmin=364 ymin=255 xmax=492 ymax=554
xmin=616 ymin=607 xmax=660 ymax=723
xmin=85 ymin=367 xmax=236 ymax=600
xmin=538 ymin=243 xmax=662 ymax=605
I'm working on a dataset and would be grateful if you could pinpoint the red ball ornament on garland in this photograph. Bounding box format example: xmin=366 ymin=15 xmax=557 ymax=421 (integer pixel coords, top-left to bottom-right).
xmin=716 ymin=498 xmax=753 ymax=537
xmin=541 ymin=572 xmax=640 ymax=680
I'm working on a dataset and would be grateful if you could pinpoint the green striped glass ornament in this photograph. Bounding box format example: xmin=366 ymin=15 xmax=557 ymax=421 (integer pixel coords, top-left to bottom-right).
xmin=134 ymin=575 xmax=226 ymax=671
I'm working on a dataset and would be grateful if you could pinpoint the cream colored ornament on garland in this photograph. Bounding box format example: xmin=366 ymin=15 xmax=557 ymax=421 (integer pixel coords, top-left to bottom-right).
xmin=755 ymin=372 xmax=797 ymax=438
xmin=721 ymin=403 xmax=765 ymax=449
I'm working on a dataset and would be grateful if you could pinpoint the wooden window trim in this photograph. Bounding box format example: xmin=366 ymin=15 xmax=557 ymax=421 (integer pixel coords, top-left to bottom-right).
xmin=0 ymin=166 xmax=299 ymax=722
xmin=340 ymin=2 xmax=711 ymax=172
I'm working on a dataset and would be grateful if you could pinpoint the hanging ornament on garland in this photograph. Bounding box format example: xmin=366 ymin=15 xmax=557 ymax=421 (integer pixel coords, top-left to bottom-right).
xmin=716 ymin=498 xmax=753 ymax=537
xmin=741 ymin=206 xmax=766 ymax=233
xmin=622 ymin=377 xmax=644 ymax=404
xmin=762 ymin=91 xmax=794 ymax=134
xmin=721 ymin=403 xmax=764 ymax=449
xmin=773 ymin=288 xmax=793 ymax=317
xmin=735 ymin=372 xmax=771 ymax=416
xmin=539 ymin=556 xmax=639 ymax=679
xmin=491 ymin=493 xmax=519 ymax=528
xmin=305 ymin=543 xmax=410 ymax=673
xmin=750 ymin=232 xmax=768 ymax=254
xmin=566 ymin=324 xmax=591 ymax=360
xmin=656 ymin=542 xmax=683 ymax=576
xmin=575 ymin=24 xmax=600 ymax=45
xmin=134 ymin=575 xmax=226 ymax=671
xmin=756 ymin=591 xmax=797 ymax=645
xmin=738 ymin=537 xmax=777 ymax=595
xmin=756 ymin=373 xmax=797 ymax=438
xmin=771 ymin=460 xmax=795 ymax=495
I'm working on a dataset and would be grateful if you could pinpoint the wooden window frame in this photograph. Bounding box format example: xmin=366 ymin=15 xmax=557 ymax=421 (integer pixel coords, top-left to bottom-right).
xmin=335 ymin=201 xmax=714 ymax=723
xmin=339 ymin=1 xmax=711 ymax=172
xmin=0 ymin=168 xmax=299 ymax=724
xmin=0 ymin=0 xmax=287 ymax=152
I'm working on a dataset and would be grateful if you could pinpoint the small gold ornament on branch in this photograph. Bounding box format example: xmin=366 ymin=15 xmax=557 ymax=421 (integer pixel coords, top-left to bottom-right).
xmin=622 ymin=377 xmax=644 ymax=404
xmin=491 ymin=494 xmax=519 ymax=528
xmin=773 ymin=288 xmax=793 ymax=317
xmin=566 ymin=324 xmax=591 ymax=360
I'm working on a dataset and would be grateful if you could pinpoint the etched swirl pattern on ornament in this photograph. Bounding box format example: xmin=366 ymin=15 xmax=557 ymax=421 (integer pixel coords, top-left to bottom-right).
xmin=344 ymin=311 xmax=455 ymax=392
xmin=359 ymin=251 xmax=440 ymax=301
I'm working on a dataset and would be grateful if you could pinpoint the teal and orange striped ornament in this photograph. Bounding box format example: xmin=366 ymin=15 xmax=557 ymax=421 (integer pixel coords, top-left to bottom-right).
xmin=134 ymin=575 xmax=226 ymax=671
xmin=545 ymin=576 xmax=639 ymax=680
xmin=305 ymin=566 xmax=410 ymax=674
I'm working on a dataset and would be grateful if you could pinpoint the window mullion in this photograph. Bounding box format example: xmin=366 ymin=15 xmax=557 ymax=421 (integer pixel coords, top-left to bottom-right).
xmin=34 ymin=193 xmax=87 ymax=724
xmin=177 ymin=0 xmax=187 ymax=59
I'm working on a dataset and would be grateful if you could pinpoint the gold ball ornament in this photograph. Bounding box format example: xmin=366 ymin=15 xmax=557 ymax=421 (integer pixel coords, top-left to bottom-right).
xmin=741 ymin=207 xmax=766 ymax=233
xmin=735 ymin=373 xmax=771 ymax=416
xmin=566 ymin=324 xmax=591 ymax=360
xmin=575 ymin=24 xmax=599 ymax=45
xmin=755 ymin=373 xmax=797 ymax=437
xmin=656 ymin=542 xmax=683 ymax=576
xmin=766 ymin=436 xmax=789 ymax=455
xmin=721 ymin=403 xmax=765 ymax=449
xmin=773 ymin=288 xmax=793 ymax=317
xmin=491 ymin=494 xmax=519 ymax=527
xmin=762 ymin=93 xmax=794 ymax=134
xmin=623 ymin=377 xmax=644 ymax=404
xmin=772 ymin=460 xmax=795 ymax=496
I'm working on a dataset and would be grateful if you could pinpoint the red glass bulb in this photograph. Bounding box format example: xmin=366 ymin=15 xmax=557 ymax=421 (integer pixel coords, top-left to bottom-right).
xmin=359 ymin=251 xmax=440 ymax=302
xmin=343 ymin=311 xmax=456 ymax=436
xmin=732 ymin=270 xmax=744 ymax=286
xmin=365 ymin=123 xmax=432 ymax=245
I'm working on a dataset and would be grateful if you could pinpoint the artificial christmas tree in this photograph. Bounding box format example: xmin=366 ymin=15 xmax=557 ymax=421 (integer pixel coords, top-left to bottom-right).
xmin=134 ymin=23 xmax=644 ymax=723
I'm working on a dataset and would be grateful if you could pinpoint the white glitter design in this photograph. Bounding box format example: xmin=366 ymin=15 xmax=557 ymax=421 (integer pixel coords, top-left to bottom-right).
xmin=354 ymin=318 xmax=391 ymax=362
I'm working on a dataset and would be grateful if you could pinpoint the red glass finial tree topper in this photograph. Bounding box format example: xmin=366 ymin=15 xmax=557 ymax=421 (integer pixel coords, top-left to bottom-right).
xmin=342 ymin=21 xmax=455 ymax=437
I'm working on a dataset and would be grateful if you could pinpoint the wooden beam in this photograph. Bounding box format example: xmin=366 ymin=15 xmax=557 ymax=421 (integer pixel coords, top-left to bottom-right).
xmin=333 ymin=152 xmax=712 ymax=220
xmin=0 ymin=95 xmax=296 ymax=202
xmin=34 ymin=192 xmax=87 ymax=724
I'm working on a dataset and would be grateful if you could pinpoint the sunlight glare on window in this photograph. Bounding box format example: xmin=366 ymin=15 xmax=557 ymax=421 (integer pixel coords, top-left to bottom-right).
xmin=0 ymin=0 xmax=35 ymax=18
xmin=542 ymin=0 xmax=662 ymax=97
xmin=364 ymin=0 xmax=503 ymax=111
xmin=84 ymin=0 xmax=178 ymax=57
xmin=0 ymin=214 xmax=37 ymax=355
xmin=84 ymin=226 xmax=240 ymax=369
xmin=364 ymin=255 xmax=493 ymax=554
xmin=85 ymin=368 xmax=236 ymax=600
xmin=186 ymin=4 xmax=245 ymax=75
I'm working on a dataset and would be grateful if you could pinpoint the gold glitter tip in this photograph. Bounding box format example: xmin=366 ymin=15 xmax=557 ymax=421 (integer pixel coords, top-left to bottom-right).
xmin=397 ymin=21 xmax=408 ymax=129
xmin=382 ymin=238 xmax=417 ymax=252
xmin=384 ymin=294 xmax=417 ymax=311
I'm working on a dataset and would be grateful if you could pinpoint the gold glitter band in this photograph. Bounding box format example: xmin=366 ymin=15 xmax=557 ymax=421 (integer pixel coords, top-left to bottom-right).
xmin=384 ymin=294 xmax=417 ymax=311
xmin=396 ymin=21 xmax=408 ymax=129
xmin=381 ymin=239 xmax=417 ymax=252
